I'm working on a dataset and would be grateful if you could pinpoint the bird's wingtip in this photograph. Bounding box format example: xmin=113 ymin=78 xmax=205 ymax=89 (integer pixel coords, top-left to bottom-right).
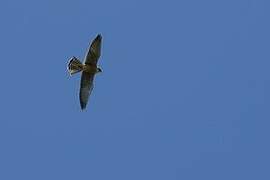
xmin=96 ymin=34 xmax=102 ymax=39
xmin=80 ymin=102 xmax=87 ymax=111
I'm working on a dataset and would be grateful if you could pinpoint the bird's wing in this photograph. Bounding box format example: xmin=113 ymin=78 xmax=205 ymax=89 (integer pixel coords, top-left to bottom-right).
xmin=84 ymin=34 xmax=102 ymax=65
xmin=79 ymin=71 xmax=95 ymax=110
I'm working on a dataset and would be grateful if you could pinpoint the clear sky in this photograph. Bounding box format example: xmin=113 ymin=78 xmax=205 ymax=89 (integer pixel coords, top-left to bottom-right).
xmin=0 ymin=0 xmax=269 ymax=179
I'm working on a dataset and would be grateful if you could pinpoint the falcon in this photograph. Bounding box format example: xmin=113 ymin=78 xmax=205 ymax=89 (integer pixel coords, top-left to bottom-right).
xmin=67 ymin=34 xmax=102 ymax=110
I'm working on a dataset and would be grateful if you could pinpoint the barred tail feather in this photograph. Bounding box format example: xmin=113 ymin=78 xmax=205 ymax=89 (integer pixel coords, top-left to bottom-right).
xmin=68 ymin=57 xmax=83 ymax=75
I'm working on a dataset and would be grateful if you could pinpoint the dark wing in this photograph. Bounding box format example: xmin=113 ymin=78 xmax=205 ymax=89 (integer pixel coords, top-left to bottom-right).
xmin=79 ymin=71 xmax=95 ymax=110
xmin=84 ymin=34 xmax=102 ymax=65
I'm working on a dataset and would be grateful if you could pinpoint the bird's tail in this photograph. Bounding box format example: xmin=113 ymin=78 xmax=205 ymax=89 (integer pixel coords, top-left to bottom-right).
xmin=68 ymin=57 xmax=83 ymax=75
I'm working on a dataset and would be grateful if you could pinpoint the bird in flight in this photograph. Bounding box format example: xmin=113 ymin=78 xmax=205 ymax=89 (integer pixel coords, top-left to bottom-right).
xmin=67 ymin=34 xmax=102 ymax=110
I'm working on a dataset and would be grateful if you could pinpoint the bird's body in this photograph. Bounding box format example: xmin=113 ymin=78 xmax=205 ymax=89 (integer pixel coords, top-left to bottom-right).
xmin=82 ymin=64 xmax=99 ymax=73
xmin=67 ymin=34 xmax=102 ymax=110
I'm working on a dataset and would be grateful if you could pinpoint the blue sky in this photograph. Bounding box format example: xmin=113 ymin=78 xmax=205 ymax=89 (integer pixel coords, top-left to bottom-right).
xmin=0 ymin=0 xmax=269 ymax=179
